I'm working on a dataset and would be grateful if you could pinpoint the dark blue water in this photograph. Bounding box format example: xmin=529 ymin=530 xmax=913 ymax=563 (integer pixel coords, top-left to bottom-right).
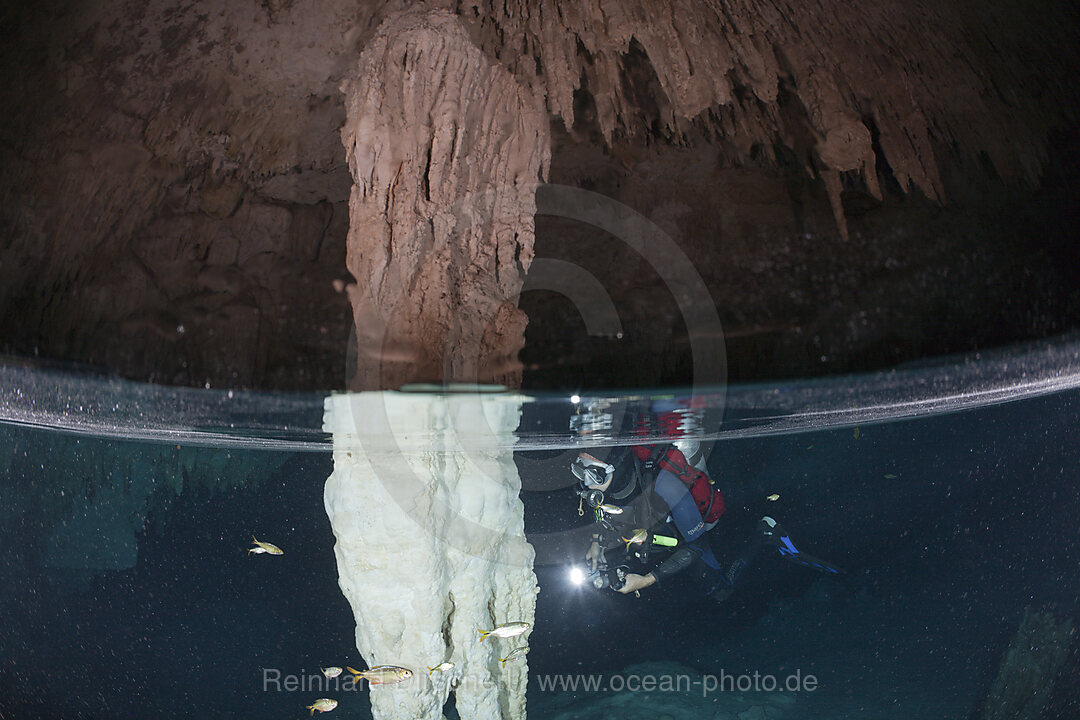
xmin=1 ymin=377 xmax=1078 ymax=718
xmin=527 ymin=390 xmax=1080 ymax=720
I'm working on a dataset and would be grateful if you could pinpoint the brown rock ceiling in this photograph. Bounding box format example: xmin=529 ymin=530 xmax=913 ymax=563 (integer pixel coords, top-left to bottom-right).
xmin=1 ymin=0 xmax=1078 ymax=391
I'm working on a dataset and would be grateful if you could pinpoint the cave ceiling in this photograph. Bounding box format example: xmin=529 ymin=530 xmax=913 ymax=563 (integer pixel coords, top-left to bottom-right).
xmin=1 ymin=0 xmax=1078 ymax=390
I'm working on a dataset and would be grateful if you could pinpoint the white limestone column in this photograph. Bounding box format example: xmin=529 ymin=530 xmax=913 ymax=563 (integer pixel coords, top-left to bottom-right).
xmin=323 ymin=391 xmax=535 ymax=720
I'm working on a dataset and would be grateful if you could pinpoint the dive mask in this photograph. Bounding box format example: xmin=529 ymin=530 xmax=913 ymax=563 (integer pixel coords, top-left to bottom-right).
xmin=571 ymin=453 xmax=614 ymax=488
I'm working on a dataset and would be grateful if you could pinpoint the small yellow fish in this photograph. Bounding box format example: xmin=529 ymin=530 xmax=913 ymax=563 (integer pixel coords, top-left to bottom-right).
xmin=853 ymin=427 xmax=861 ymax=439
xmin=248 ymin=535 xmax=283 ymax=555
xmin=499 ymin=645 xmax=529 ymax=667
xmin=321 ymin=667 xmax=342 ymax=679
xmin=345 ymin=665 xmax=413 ymax=685
xmin=427 ymin=661 xmax=454 ymax=674
xmin=884 ymin=473 xmax=898 ymax=479
xmin=596 ymin=503 xmax=624 ymax=515
xmin=806 ymin=445 xmax=814 ymax=450
xmin=766 ymin=493 xmax=780 ymax=502
xmin=621 ymin=528 xmax=648 ymax=550
xmin=478 ymin=622 xmax=530 ymax=642
xmin=306 ymin=698 xmax=337 ymax=716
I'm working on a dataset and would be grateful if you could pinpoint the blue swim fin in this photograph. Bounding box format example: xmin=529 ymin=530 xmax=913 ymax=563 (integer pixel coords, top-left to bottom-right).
xmin=762 ymin=516 xmax=845 ymax=575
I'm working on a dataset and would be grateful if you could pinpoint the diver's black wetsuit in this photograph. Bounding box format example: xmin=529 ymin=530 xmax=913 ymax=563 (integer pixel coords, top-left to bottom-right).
xmin=589 ymin=445 xmax=729 ymax=590
xmin=588 ymin=446 xmax=843 ymax=600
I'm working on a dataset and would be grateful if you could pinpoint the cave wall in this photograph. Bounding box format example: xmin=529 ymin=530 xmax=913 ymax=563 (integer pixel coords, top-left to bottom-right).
xmin=1 ymin=0 xmax=1077 ymax=390
xmin=520 ymin=123 xmax=1080 ymax=388
xmin=0 ymin=0 xmax=386 ymax=388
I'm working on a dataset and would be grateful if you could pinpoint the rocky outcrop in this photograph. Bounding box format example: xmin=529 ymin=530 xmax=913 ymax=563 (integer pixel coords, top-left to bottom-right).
xmin=340 ymin=9 xmax=549 ymax=389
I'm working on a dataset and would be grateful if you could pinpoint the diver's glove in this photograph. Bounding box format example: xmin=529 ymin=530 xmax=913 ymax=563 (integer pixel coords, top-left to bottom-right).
xmin=571 ymin=453 xmax=615 ymax=488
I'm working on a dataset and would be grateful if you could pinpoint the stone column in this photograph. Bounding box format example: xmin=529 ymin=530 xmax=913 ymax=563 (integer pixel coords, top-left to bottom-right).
xmin=331 ymin=8 xmax=547 ymax=718
xmin=339 ymin=8 xmax=550 ymax=390
xmin=324 ymin=392 xmax=536 ymax=720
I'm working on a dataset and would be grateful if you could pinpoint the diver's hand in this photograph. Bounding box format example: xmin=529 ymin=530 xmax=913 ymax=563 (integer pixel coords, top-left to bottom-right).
xmin=585 ymin=541 xmax=603 ymax=571
xmin=618 ymin=573 xmax=656 ymax=594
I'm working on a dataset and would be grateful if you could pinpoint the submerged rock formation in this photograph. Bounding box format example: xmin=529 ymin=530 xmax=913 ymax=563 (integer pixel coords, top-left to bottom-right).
xmin=980 ymin=606 xmax=1076 ymax=720
xmin=323 ymin=392 xmax=535 ymax=720
xmin=0 ymin=419 xmax=283 ymax=578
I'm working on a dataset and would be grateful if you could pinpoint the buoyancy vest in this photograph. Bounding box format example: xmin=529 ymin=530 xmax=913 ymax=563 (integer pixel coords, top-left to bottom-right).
xmin=631 ymin=444 xmax=726 ymax=524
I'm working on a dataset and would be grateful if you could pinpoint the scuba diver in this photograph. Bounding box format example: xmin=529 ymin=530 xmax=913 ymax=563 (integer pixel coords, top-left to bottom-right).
xmin=571 ymin=439 xmax=842 ymax=602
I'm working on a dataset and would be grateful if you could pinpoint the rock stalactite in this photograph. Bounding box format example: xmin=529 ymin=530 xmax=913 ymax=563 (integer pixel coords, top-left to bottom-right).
xmin=448 ymin=0 xmax=1075 ymax=239
xmin=340 ymin=9 xmax=550 ymax=390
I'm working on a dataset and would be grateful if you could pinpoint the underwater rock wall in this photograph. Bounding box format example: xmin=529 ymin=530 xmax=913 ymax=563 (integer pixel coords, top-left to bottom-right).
xmin=979 ymin=606 xmax=1076 ymax=720
xmin=323 ymin=392 xmax=536 ymax=720
xmin=0 ymin=425 xmax=284 ymax=575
